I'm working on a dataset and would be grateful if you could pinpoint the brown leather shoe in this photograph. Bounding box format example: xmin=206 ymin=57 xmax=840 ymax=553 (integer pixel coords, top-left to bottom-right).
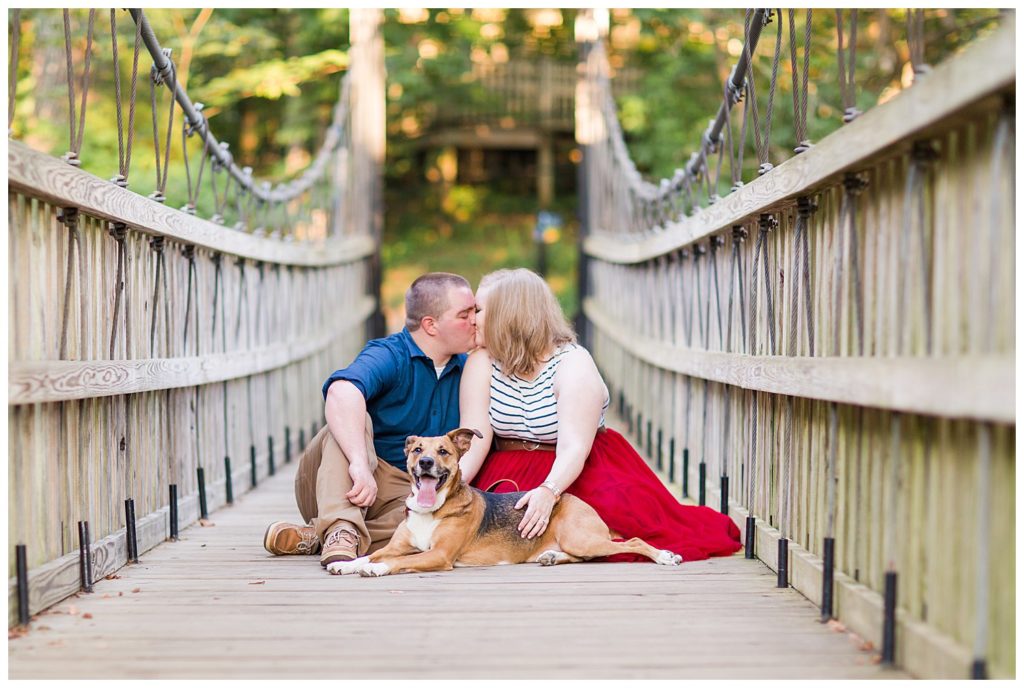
xmin=320 ymin=526 xmax=359 ymax=567
xmin=264 ymin=521 xmax=320 ymax=556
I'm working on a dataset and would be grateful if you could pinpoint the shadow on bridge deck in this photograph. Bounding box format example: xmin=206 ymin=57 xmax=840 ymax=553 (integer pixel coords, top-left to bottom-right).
xmin=9 ymin=442 xmax=908 ymax=680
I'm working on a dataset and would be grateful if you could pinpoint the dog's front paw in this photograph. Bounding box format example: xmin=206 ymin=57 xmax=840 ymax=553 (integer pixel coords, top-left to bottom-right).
xmin=357 ymin=561 xmax=391 ymax=577
xmin=657 ymin=550 xmax=683 ymax=566
xmin=327 ymin=556 xmax=370 ymax=575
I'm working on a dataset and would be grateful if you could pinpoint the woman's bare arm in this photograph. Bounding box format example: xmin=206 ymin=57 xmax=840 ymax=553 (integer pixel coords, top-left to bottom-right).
xmin=457 ymin=348 xmax=494 ymax=483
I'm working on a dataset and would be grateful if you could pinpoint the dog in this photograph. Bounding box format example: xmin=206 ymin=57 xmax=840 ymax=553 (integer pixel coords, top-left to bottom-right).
xmin=327 ymin=428 xmax=682 ymax=577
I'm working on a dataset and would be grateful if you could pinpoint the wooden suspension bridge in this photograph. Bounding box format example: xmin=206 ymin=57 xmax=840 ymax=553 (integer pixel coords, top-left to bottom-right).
xmin=7 ymin=8 xmax=1015 ymax=680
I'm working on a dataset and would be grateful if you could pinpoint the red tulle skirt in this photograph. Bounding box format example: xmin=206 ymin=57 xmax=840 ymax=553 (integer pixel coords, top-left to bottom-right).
xmin=470 ymin=428 xmax=742 ymax=563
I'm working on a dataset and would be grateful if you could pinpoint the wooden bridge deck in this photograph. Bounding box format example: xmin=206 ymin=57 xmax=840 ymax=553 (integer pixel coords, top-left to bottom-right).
xmin=9 ymin=447 xmax=908 ymax=680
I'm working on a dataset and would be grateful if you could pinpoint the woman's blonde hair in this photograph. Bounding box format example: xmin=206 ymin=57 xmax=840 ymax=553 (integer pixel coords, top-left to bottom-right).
xmin=479 ymin=268 xmax=576 ymax=378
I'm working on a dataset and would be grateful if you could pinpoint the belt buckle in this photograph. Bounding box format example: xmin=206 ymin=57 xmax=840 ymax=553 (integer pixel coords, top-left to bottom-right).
xmin=525 ymin=441 xmax=541 ymax=452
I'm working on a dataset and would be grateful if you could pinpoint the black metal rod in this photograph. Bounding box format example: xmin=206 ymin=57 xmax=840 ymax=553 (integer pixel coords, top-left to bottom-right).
xmin=124 ymin=499 xmax=137 ymax=562
xmin=250 ymin=444 xmax=258 ymax=488
xmin=745 ymin=516 xmax=756 ymax=559
xmin=682 ymin=449 xmax=690 ymax=498
xmin=720 ymin=475 xmax=729 ymax=515
xmin=645 ymin=419 xmax=652 ymax=459
xmin=285 ymin=426 xmax=292 ymax=464
xmin=698 ymin=461 xmax=706 ymax=506
xmin=268 ymin=435 xmax=276 ymax=476
xmin=668 ymin=437 xmax=676 ymax=483
xmin=16 ymin=544 xmax=29 ymax=625
xmin=224 ymin=456 xmax=234 ymax=504
xmin=298 ymin=428 xmax=306 ymax=455
xmin=635 ymin=411 xmax=643 ymax=445
xmin=882 ymin=570 xmax=897 ymax=664
xmin=128 ymin=498 xmax=139 ymax=562
xmin=617 ymin=390 xmax=625 ymax=418
xmin=78 ymin=521 xmax=92 ymax=592
xmin=169 ymin=484 xmax=178 ymax=540
xmin=777 ymin=538 xmax=788 ymax=587
xmin=971 ymin=659 xmax=987 ymax=680
xmin=821 ymin=536 xmax=835 ymax=621
xmin=311 ymin=422 xmax=318 ymax=447
xmin=656 ymin=428 xmax=663 ymax=471
xmin=197 ymin=467 xmax=209 ymax=519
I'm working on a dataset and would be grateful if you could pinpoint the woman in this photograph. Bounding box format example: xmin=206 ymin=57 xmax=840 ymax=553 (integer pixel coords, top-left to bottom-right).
xmin=458 ymin=268 xmax=741 ymax=563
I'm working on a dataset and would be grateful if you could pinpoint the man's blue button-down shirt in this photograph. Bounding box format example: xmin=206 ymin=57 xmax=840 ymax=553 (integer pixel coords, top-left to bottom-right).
xmin=322 ymin=328 xmax=466 ymax=469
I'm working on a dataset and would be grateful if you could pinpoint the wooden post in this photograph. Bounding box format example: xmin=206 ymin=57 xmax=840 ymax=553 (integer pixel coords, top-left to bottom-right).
xmin=350 ymin=9 xmax=386 ymax=339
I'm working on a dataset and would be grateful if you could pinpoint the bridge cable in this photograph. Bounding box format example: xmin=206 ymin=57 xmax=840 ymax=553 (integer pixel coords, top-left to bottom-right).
xmin=148 ymin=46 xmax=177 ymax=202
xmin=788 ymin=9 xmax=813 ymax=153
xmin=744 ymin=9 xmax=783 ymax=174
xmin=110 ymin=11 xmax=142 ymax=187
xmin=907 ymin=9 xmax=931 ymax=80
xmin=148 ymin=236 xmax=167 ymax=357
xmin=62 ymin=9 xmax=96 ymax=166
xmin=836 ymin=10 xmax=861 ymax=123
xmin=107 ymin=223 xmax=129 ymax=359
xmin=57 ymin=208 xmax=81 ymax=359
xmin=9 ymin=9 xmax=20 ymax=134
xmin=181 ymin=103 xmax=210 ymax=214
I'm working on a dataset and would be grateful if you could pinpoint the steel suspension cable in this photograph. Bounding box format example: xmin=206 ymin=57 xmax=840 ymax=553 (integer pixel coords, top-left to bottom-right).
xmin=62 ymin=9 xmax=97 ymax=166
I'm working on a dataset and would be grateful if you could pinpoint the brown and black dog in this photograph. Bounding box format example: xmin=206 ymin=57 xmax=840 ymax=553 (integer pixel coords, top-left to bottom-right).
xmin=327 ymin=428 xmax=682 ymax=577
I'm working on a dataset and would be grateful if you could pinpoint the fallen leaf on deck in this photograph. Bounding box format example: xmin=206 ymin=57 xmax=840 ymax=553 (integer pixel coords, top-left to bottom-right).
xmin=102 ymin=594 xmax=111 ymax=599
xmin=83 ymin=613 xmax=93 ymax=619
xmin=104 ymin=573 xmax=121 ymax=580
xmin=8 ymin=626 xmax=29 ymax=639
xmin=118 ymin=592 xmax=124 ymax=597
xmin=199 ymin=519 xmax=215 ymax=527
xmin=826 ymin=619 xmax=846 ymax=633
xmin=249 ymin=580 xmax=266 ymax=585
xmin=67 ymin=605 xmax=79 ymax=616
xmin=870 ymin=654 xmax=882 ymax=665
xmin=131 ymin=588 xmax=141 ymax=593
xmin=860 ymin=640 xmax=875 ymax=652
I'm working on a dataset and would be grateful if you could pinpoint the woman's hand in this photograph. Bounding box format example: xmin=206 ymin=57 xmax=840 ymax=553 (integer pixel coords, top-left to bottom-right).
xmin=515 ymin=486 xmax=558 ymax=539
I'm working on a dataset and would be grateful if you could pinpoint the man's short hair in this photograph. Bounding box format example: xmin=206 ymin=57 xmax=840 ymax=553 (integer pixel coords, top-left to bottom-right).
xmin=405 ymin=272 xmax=471 ymax=331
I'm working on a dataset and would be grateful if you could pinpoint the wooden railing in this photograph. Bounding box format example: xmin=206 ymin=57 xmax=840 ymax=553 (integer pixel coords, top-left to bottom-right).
xmin=7 ymin=9 xmax=385 ymax=625
xmin=577 ymin=12 xmax=1014 ymax=680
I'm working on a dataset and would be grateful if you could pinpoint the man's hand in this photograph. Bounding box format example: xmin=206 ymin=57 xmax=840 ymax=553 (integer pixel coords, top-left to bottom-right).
xmin=346 ymin=463 xmax=378 ymax=507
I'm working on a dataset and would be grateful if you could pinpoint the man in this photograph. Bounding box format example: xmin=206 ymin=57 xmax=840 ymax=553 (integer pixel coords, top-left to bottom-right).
xmin=264 ymin=272 xmax=477 ymax=566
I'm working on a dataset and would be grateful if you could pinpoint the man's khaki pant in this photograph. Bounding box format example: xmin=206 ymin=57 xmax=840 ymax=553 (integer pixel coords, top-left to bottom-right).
xmin=294 ymin=418 xmax=411 ymax=556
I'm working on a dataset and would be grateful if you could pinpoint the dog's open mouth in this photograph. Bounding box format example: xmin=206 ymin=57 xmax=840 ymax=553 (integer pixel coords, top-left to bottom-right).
xmin=413 ymin=469 xmax=449 ymax=509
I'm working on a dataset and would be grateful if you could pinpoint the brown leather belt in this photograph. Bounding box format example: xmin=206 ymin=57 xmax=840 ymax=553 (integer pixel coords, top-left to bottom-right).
xmin=493 ymin=437 xmax=557 ymax=453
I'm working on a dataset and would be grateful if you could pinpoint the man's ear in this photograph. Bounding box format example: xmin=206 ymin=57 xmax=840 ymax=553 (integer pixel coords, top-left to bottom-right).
xmin=404 ymin=436 xmax=420 ymax=454
xmin=420 ymin=316 xmax=439 ymax=336
xmin=447 ymin=428 xmax=483 ymax=455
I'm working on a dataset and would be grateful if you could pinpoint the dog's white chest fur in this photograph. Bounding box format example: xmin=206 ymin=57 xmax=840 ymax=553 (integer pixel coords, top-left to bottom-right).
xmin=405 ymin=511 xmax=439 ymax=552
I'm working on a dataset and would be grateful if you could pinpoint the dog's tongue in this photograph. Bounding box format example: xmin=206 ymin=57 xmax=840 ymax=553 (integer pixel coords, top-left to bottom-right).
xmin=416 ymin=476 xmax=438 ymax=508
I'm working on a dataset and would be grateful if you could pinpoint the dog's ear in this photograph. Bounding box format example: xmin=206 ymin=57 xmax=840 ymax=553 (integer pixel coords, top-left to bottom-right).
xmin=404 ymin=436 xmax=420 ymax=454
xmin=447 ymin=427 xmax=483 ymax=455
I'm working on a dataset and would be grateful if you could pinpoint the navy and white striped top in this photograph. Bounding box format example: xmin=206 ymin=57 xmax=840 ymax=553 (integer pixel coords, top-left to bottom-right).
xmin=489 ymin=343 xmax=609 ymax=443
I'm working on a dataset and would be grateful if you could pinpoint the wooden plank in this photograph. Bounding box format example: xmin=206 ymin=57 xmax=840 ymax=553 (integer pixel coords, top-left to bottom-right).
xmin=7 ymin=141 xmax=376 ymax=268
xmin=584 ymin=298 xmax=1013 ymax=422
xmin=582 ymin=21 xmax=1015 ymax=264
xmin=9 ymin=459 xmax=909 ymax=680
xmin=9 ymin=296 xmax=374 ymax=404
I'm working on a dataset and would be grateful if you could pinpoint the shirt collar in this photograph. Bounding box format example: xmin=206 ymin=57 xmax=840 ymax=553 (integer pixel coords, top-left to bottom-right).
xmin=400 ymin=328 xmax=467 ymax=372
